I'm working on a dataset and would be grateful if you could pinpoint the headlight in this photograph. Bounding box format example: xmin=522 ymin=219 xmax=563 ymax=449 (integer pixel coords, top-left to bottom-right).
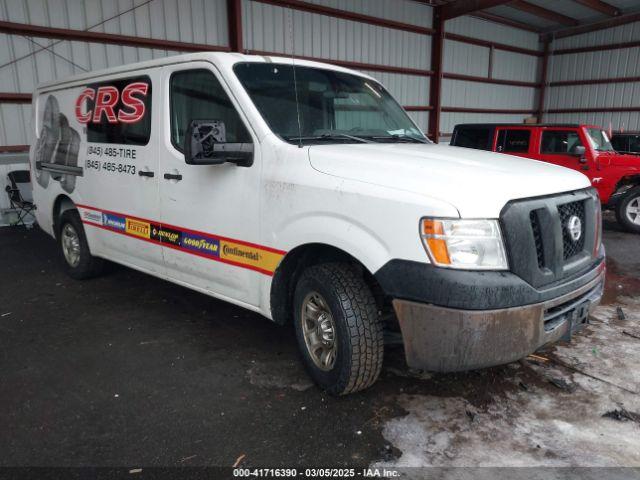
xmin=420 ymin=218 xmax=508 ymax=270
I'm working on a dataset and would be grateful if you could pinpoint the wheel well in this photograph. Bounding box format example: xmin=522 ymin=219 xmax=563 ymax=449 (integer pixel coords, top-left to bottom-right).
xmin=615 ymin=175 xmax=640 ymax=193
xmin=52 ymin=195 xmax=76 ymax=238
xmin=270 ymin=243 xmax=392 ymax=326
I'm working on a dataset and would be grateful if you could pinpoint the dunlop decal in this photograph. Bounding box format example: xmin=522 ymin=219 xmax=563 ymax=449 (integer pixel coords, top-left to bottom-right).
xmin=126 ymin=218 xmax=150 ymax=239
xmin=150 ymin=224 xmax=181 ymax=246
xmin=78 ymin=205 xmax=285 ymax=275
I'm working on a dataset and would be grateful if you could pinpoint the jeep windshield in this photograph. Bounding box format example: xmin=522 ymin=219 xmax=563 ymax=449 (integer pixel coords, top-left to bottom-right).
xmin=586 ymin=128 xmax=615 ymax=152
xmin=233 ymin=62 xmax=427 ymax=145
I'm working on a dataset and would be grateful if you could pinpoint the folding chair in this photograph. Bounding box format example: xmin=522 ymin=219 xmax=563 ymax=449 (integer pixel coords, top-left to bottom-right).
xmin=5 ymin=170 xmax=36 ymax=227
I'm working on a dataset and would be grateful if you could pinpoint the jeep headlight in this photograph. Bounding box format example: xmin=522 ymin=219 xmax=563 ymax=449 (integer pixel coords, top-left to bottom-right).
xmin=420 ymin=218 xmax=508 ymax=270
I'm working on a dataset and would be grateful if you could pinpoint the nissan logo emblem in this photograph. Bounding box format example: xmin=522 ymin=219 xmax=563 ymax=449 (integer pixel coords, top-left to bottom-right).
xmin=566 ymin=215 xmax=582 ymax=242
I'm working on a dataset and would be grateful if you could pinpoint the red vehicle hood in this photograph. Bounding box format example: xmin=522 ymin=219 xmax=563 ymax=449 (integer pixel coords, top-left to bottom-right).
xmin=596 ymin=151 xmax=640 ymax=169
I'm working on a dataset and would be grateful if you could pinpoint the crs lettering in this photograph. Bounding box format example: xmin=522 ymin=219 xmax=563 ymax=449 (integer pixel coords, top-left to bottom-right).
xmin=75 ymin=82 xmax=149 ymax=125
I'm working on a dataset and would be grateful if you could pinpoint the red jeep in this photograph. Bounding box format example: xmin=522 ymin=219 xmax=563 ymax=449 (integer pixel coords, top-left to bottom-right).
xmin=450 ymin=123 xmax=640 ymax=233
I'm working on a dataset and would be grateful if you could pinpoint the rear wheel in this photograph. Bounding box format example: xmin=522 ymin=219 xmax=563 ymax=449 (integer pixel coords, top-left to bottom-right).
xmin=615 ymin=186 xmax=640 ymax=234
xmin=293 ymin=263 xmax=384 ymax=395
xmin=58 ymin=210 xmax=104 ymax=279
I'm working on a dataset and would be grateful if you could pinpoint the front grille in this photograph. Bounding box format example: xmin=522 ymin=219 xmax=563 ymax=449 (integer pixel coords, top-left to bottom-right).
xmin=500 ymin=188 xmax=598 ymax=288
xmin=529 ymin=210 xmax=544 ymax=269
xmin=558 ymin=200 xmax=586 ymax=260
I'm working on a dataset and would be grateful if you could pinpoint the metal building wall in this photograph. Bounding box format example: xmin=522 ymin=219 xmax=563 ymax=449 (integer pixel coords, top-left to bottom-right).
xmin=441 ymin=16 xmax=540 ymax=137
xmin=241 ymin=0 xmax=433 ymax=131
xmin=0 ymin=0 xmax=228 ymax=146
xmin=0 ymin=0 xmax=543 ymax=146
xmin=544 ymin=20 xmax=640 ymax=130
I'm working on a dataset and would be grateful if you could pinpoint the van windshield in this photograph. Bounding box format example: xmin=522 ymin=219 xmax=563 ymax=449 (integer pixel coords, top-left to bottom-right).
xmin=586 ymin=128 xmax=615 ymax=152
xmin=233 ymin=62 xmax=427 ymax=145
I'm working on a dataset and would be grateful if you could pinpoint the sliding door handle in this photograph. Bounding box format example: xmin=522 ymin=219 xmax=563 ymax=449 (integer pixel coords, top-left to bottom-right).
xmin=138 ymin=170 xmax=154 ymax=178
xmin=163 ymin=173 xmax=182 ymax=181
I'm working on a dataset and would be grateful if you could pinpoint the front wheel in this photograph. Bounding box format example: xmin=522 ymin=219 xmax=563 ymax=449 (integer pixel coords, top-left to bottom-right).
xmin=615 ymin=186 xmax=640 ymax=233
xmin=293 ymin=263 xmax=384 ymax=395
xmin=58 ymin=210 xmax=105 ymax=279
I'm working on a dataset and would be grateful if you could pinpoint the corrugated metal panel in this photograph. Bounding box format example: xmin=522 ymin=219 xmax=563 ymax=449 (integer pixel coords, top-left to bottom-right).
xmin=0 ymin=104 xmax=30 ymax=145
xmin=442 ymin=79 xmax=536 ymax=109
xmin=303 ymin=0 xmax=432 ymax=28
xmin=548 ymin=47 xmax=640 ymax=82
xmin=548 ymin=82 xmax=640 ymax=109
xmin=443 ymin=40 xmax=489 ymax=77
xmin=527 ymin=0 xmax=599 ymax=21
xmin=359 ymin=70 xmax=430 ymax=107
xmin=445 ymin=15 xmax=540 ymax=51
xmin=486 ymin=5 xmax=552 ymax=30
xmin=406 ymin=111 xmax=428 ymax=133
xmin=0 ymin=0 xmax=228 ymax=45
xmin=553 ymin=19 xmax=640 ymax=50
xmin=492 ymin=50 xmax=539 ymax=82
xmin=545 ymin=20 xmax=640 ymax=131
xmin=440 ymin=112 xmax=532 ymax=135
xmin=545 ymin=112 xmax=640 ymax=131
xmin=0 ymin=34 xmax=182 ymax=93
xmin=242 ymin=0 xmax=431 ymax=69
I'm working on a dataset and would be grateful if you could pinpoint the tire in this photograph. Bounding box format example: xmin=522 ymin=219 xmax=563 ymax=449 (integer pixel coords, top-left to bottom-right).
xmin=58 ymin=210 xmax=104 ymax=279
xmin=293 ymin=263 xmax=384 ymax=395
xmin=615 ymin=186 xmax=640 ymax=234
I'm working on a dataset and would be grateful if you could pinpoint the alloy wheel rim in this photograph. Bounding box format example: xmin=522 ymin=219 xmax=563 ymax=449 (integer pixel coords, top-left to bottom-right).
xmin=626 ymin=197 xmax=640 ymax=225
xmin=61 ymin=223 xmax=81 ymax=268
xmin=301 ymin=291 xmax=337 ymax=371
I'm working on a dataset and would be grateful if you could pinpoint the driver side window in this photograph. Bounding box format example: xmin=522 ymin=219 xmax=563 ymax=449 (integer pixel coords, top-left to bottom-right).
xmin=170 ymin=69 xmax=251 ymax=151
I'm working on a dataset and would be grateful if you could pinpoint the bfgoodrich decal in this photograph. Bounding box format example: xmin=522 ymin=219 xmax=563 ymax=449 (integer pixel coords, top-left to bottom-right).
xmin=78 ymin=205 xmax=285 ymax=275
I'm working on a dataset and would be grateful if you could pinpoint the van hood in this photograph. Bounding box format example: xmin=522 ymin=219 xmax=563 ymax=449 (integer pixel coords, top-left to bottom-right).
xmin=308 ymin=143 xmax=591 ymax=218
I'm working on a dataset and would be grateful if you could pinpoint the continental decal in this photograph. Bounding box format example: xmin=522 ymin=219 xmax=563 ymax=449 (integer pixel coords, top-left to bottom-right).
xmin=150 ymin=224 xmax=181 ymax=246
xmin=126 ymin=218 xmax=150 ymax=239
xmin=220 ymin=240 xmax=283 ymax=273
xmin=77 ymin=204 xmax=285 ymax=275
xmin=181 ymin=232 xmax=220 ymax=257
xmin=103 ymin=213 xmax=126 ymax=231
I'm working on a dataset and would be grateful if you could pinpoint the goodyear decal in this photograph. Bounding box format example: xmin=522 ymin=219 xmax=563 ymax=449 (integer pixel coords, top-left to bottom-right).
xmin=220 ymin=240 xmax=282 ymax=273
xmin=126 ymin=218 xmax=150 ymax=239
xmin=102 ymin=213 xmax=126 ymax=231
xmin=77 ymin=204 xmax=285 ymax=276
xmin=150 ymin=223 xmax=181 ymax=246
xmin=181 ymin=232 xmax=220 ymax=257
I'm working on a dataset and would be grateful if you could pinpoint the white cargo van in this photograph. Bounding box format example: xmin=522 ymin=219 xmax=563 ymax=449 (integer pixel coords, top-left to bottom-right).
xmin=31 ymin=53 xmax=605 ymax=394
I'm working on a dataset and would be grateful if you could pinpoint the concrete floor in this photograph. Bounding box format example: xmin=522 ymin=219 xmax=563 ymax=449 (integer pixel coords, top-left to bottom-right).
xmin=0 ymin=215 xmax=638 ymax=471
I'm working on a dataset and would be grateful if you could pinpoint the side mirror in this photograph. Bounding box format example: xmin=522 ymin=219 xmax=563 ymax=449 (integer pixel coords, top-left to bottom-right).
xmin=184 ymin=120 xmax=253 ymax=167
xmin=572 ymin=145 xmax=586 ymax=158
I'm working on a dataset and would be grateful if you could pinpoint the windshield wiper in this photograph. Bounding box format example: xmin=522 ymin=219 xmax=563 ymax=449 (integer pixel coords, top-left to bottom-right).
xmin=286 ymin=133 xmax=373 ymax=144
xmin=370 ymin=134 xmax=429 ymax=144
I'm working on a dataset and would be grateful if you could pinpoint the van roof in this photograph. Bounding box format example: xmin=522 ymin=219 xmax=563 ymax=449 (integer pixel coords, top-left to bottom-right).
xmin=35 ymin=51 xmax=376 ymax=92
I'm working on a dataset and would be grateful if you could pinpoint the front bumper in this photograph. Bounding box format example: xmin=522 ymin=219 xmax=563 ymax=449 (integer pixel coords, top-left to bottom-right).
xmin=393 ymin=267 xmax=605 ymax=372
